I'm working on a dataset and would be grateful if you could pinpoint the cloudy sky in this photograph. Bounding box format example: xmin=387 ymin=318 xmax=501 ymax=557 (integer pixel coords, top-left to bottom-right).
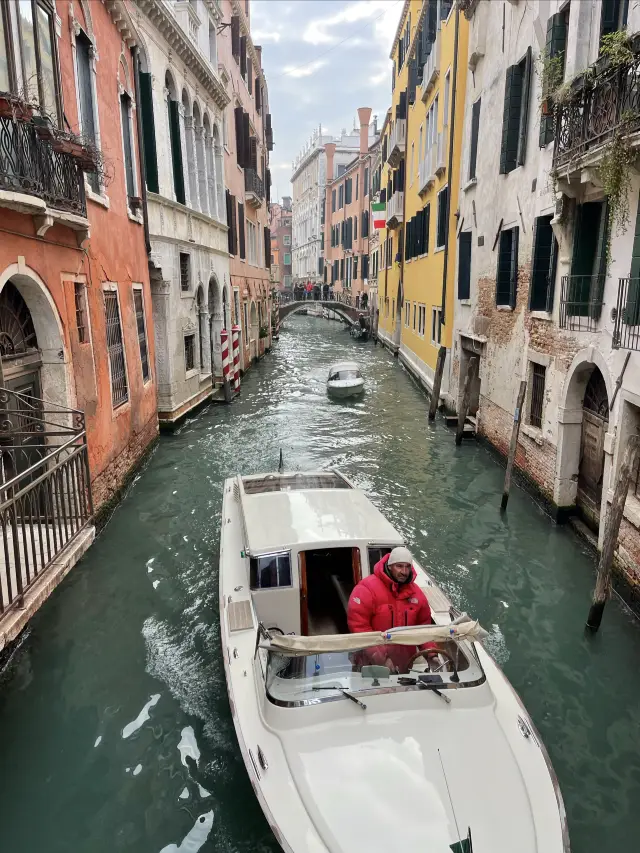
xmin=250 ymin=0 xmax=404 ymax=201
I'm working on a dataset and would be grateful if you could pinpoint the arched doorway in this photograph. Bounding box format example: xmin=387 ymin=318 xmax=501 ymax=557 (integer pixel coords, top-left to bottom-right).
xmin=577 ymin=367 xmax=609 ymax=528
xmin=0 ymin=281 xmax=40 ymax=395
xmin=250 ymin=302 xmax=258 ymax=361
xmin=208 ymin=276 xmax=223 ymax=377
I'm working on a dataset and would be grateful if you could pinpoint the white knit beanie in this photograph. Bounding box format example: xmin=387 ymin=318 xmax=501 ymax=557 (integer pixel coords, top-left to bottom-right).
xmin=388 ymin=546 xmax=413 ymax=566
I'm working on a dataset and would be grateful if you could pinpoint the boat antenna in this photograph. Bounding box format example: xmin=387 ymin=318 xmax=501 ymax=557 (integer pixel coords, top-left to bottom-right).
xmin=438 ymin=749 xmax=462 ymax=848
xmin=278 ymin=448 xmax=284 ymax=473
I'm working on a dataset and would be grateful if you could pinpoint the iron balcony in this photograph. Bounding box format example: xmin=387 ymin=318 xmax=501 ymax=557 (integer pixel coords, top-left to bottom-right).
xmin=244 ymin=167 xmax=265 ymax=208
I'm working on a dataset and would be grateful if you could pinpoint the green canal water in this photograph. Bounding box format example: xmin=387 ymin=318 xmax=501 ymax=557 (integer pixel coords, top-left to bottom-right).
xmin=1 ymin=314 xmax=640 ymax=852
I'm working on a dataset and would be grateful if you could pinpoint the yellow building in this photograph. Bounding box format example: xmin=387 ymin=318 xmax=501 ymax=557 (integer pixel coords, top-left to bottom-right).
xmin=377 ymin=0 xmax=468 ymax=408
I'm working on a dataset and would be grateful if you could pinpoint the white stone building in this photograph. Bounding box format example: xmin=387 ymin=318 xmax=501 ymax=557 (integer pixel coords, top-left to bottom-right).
xmin=132 ymin=0 xmax=230 ymax=426
xmin=291 ymin=125 xmax=378 ymax=292
xmin=454 ymin=0 xmax=640 ymax=590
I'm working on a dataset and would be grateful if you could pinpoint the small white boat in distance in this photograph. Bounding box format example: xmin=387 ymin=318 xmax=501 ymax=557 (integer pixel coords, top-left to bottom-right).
xmin=327 ymin=361 xmax=364 ymax=398
xmin=219 ymin=471 xmax=570 ymax=853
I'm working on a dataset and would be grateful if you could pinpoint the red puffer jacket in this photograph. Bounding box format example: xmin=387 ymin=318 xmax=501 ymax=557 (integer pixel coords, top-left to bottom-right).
xmin=347 ymin=553 xmax=434 ymax=670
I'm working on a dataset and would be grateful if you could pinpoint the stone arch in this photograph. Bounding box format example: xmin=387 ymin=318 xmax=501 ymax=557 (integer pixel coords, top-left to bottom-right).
xmin=118 ymin=54 xmax=133 ymax=94
xmin=164 ymin=69 xmax=178 ymax=100
xmin=136 ymin=33 xmax=151 ymax=74
xmin=556 ymin=349 xmax=613 ymax=524
xmin=0 ymin=264 xmax=71 ymax=412
xmin=76 ymin=0 xmax=95 ymax=41
xmin=208 ymin=275 xmax=223 ymax=376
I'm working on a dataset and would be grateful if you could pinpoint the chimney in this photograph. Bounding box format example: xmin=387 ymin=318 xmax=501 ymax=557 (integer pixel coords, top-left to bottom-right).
xmin=358 ymin=107 xmax=372 ymax=155
xmin=325 ymin=142 xmax=336 ymax=181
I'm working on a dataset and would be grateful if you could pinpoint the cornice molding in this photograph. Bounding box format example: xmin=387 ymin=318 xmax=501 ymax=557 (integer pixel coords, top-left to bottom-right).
xmin=131 ymin=0 xmax=230 ymax=110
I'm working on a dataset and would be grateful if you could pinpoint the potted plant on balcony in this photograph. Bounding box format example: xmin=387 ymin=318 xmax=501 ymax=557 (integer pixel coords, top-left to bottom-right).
xmin=31 ymin=114 xmax=55 ymax=140
xmin=0 ymin=93 xmax=33 ymax=121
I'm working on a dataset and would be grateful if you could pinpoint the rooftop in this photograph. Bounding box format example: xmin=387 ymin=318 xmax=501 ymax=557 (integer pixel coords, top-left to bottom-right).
xmin=239 ymin=480 xmax=403 ymax=554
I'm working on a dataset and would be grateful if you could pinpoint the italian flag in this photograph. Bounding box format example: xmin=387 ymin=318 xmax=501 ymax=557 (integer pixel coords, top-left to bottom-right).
xmin=372 ymin=202 xmax=386 ymax=229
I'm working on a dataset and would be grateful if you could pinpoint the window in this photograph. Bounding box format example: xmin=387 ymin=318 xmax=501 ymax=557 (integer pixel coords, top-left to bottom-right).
xmin=418 ymin=304 xmax=426 ymax=337
xmin=443 ymin=71 xmax=451 ymax=127
xmin=74 ymin=282 xmax=88 ymax=343
xmin=180 ymin=253 xmax=190 ymax=291
xmin=413 ymin=302 xmax=416 ymax=330
xmin=284 ymin=253 xmax=291 ymax=265
xmin=469 ymin=98 xmax=481 ymax=180
xmin=209 ymin=18 xmax=217 ymax=66
xmin=431 ymin=306 xmax=442 ymax=345
xmin=339 ymin=184 xmax=344 ymax=208
xmin=238 ymin=202 xmax=246 ymax=259
xmin=354 ymin=215 xmax=357 ymax=241
xmin=405 ymin=302 xmax=410 ymax=326
xmin=184 ymin=334 xmax=196 ymax=372
xmin=356 ymin=173 xmax=359 ymax=200
xmin=76 ymin=29 xmax=99 ymax=192
xmin=283 ymin=234 xmax=291 ymax=245
xmin=337 ymin=164 xmax=346 ymax=177
xmin=500 ymin=48 xmax=532 ymax=173
xmin=353 ymin=256 xmax=358 ymax=280
xmin=392 ymin=299 xmax=395 ymax=320
xmin=250 ymin=552 xmax=292 ymax=589
xmin=139 ymin=67 xmax=158 ymax=194
xmin=243 ymin=301 xmax=249 ymax=340
xmin=567 ymin=200 xmax=608 ymax=320
xmin=529 ymin=363 xmax=546 ymax=429
xmin=496 ymin=227 xmax=519 ymax=307
xmin=410 ymin=142 xmax=415 ymax=185
xmin=246 ymin=219 xmax=257 ymax=264
xmin=600 ymin=0 xmax=628 ymax=44
xmin=120 ymin=92 xmax=136 ymax=206
xmin=458 ymin=232 xmax=472 ymax=300
xmin=364 ymin=167 xmax=369 ymax=196
xmin=167 ymin=78 xmax=185 ymax=204
xmin=332 ymin=189 xmax=336 ymax=213
xmin=530 ymin=215 xmax=557 ymax=311
xmin=133 ymin=288 xmax=150 ymax=382
xmin=436 ymin=186 xmax=448 ymax=249
xmin=540 ymin=10 xmax=569 ymax=147
xmin=104 ymin=288 xmax=128 ymax=408
xmin=226 ymin=191 xmax=238 ymax=254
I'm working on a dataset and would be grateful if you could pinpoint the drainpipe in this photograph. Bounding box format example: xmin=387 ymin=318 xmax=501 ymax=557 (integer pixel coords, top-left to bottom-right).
xmin=440 ymin=4 xmax=460 ymax=328
xmin=132 ymin=46 xmax=151 ymax=255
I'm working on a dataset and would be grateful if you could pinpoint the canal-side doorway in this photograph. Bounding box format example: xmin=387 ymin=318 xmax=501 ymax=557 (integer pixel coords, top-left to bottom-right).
xmin=577 ymin=367 xmax=609 ymax=530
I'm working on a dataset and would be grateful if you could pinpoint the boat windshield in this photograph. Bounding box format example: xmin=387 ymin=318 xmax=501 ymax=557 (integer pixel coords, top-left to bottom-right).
xmin=265 ymin=639 xmax=485 ymax=707
xmin=329 ymin=370 xmax=361 ymax=381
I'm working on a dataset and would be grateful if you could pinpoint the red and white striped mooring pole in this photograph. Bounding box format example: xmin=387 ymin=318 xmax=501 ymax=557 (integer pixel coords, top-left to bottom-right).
xmin=221 ymin=329 xmax=232 ymax=403
xmin=231 ymin=325 xmax=241 ymax=394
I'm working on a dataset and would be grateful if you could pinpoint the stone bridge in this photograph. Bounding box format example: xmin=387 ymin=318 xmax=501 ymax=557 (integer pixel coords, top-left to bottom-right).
xmin=279 ymin=300 xmax=360 ymax=326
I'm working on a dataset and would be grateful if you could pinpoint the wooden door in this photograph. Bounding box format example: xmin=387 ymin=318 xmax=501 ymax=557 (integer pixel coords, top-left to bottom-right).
xmin=577 ymin=410 xmax=608 ymax=522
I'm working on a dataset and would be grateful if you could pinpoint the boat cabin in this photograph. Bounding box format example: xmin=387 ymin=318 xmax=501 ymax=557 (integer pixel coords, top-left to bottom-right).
xmin=235 ymin=471 xmax=403 ymax=636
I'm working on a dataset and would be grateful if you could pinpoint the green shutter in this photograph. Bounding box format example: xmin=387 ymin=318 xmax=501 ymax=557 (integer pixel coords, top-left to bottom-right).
xmin=509 ymin=226 xmax=519 ymax=308
xmin=458 ymin=232 xmax=472 ymax=300
xmin=626 ymin=192 xmax=640 ymax=323
xmin=540 ymin=12 xmax=567 ymax=147
xmin=517 ymin=48 xmax=532 ymax=167
xmin=469 ymin=98 xmax=481 ymax=179
xmin=591 ymin=200 xmax=609 ymax=318
xmin=168 ymin=99 xmax=185 ymax=204
xmin=139 ymin=72 xmax=158 ymax=193
xmin=600 ymin=0 xmax=622 ymax=40
xmin=500 ymin=64 xmax=522 ymax=174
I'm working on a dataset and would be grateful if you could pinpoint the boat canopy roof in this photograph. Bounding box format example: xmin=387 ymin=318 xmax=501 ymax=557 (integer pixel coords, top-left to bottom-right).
xmin=328 ymin=361 xmax=359 ymax=373
xmin=239 ymin=481 xmax=403 ymax=555
xmin=261 ymin=615 xmax=489 ymax=655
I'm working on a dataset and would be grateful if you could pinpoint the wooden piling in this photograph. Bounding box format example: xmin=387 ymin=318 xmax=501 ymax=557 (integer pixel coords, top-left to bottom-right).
xmin=500 ymin=380 xmax=527 ymax=511
xmin=429 ymin=346 xmax=447 ymax=420
xmin=455 ymin=356 xmax=478 ymax=446
xmin=586 ymin=434 xmax=640 ymax=632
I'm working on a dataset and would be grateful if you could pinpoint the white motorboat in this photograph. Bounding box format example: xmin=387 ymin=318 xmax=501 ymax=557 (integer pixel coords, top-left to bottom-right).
xmin=326 ymin=361 xmax=364 ymax=398
xmin=219 ymin=471 xmax=570 ymax=853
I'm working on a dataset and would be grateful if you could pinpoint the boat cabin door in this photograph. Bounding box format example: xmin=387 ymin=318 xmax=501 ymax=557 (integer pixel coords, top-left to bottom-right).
xmin=299 ymin=546 xmax=361 ymax=636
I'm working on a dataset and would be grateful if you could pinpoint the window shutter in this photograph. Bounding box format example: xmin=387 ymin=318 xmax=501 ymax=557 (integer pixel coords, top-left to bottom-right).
xmin=509 ymin=227 xmax=519 ymax=308
xmin=364 ymin=167 xmax=369 ymax=196
xmin=600 ymin=0 xmax=622 ymax=39
xmin=139 ymin=71 xmax=159 ymax=194
xmin=540 ymin=13 xmax=568 ymax=147
xmin=547 ymin=230 xmax=558 ymax=313
xmin=517 ymin=47 xmax=532 ymax=167
xmin=76 ymin=32 xmax=97 ymax=144
xmin=168 ymin=99 xmax=185 ymax=204
xmin=255 ymin=82 xmax=261 ymax=113
xmin=458 ymin=232 xmax=472 ymax=299
xmin=405 ymin=218 xmax=411 ymax=260
xmin=363 ymin=210 xmax=369 ymax=237
xmin=234 ymin=106 xmax=244 ymax=167
xmin=380 ymin=188 xmax=386 ymax=204
xmin=500 ymin=64 xmax=523 ymax=174
xmin=397 ymin=89 xmax=407 ymax=120
xmin=469 ymin=98 xmax=481 ymax=180
xmin=249 ymin=136 xmax=258 ymax=171
xmin=231 ymin=15 xmax=240 ymax=58
xmin=238 ymin=202 xmax=246 ymax=259
xmin=240 ymin=35 xmax=247 ymax=77
xmin=265 ymin=168 xmax=271 ymax=203
xmin=247 ymin=59 xmax=253 ymax=94
xmin=427 ymin=1 xmax=438 ymax=43
xmin=591 ymin=200 xmax=609 ymax=318
xmin=408 ymin=58 xmax=418 ymax=105
xmin=264 ymin=227 xmax=271 ymax=268
xmin=424 ymin=204 xmax=430 ymax=252
xmin=354 ymin=214 xmax=357 ymax=241
xmin=242 ymin=112 xmax=250 ymax=168
xmin=228 ymin=192 xmax=238 ymax=254
xmin=120 ymin=94 xmax=135 ymax=199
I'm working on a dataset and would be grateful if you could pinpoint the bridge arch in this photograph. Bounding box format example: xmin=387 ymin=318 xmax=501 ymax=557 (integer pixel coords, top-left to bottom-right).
xmin=279 ymin=300 xmax=359 ymax=327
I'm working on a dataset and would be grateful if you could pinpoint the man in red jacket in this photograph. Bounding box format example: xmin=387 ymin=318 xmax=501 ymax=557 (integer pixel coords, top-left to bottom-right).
xmin=347 ymin=546 xmax=435 ymax=672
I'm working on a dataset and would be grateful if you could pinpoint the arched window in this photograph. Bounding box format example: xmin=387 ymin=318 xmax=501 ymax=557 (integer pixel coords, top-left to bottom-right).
xmin=213 ymin=124 xmax=224 ymax=222
xmin=204 ymin=113 xmax=217 ymax=219
xmin=208 ymin=18 xmax=217 ymax=67
xmin=193 ymin=102 xmax=207 ymax=215
xmin=182 ymin=89 xmax=197 ymax=207
xmin=137 ymin=44 xmax=158 ymax=193
xmin=165 ymin=71 xmax=185 ymax=204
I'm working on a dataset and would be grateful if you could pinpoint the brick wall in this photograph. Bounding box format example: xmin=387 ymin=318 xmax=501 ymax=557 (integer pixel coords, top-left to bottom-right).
xmin=91 ymin=413 xmax=158 ymax=511
xmin=616 ymin=518 xmax=640 ymax=589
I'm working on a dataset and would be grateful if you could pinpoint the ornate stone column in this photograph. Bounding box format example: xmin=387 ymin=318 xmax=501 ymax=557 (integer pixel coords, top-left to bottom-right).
xmin=178 ymin=103 xmax=192 ymax=209
xmin=195 ymin=125 xmax=209 ymax=217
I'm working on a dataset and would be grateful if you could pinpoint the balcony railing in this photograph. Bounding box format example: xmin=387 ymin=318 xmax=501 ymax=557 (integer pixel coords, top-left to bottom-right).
xmin=386 ymin=191 xmax=404 ymax=226
xmin=387 ymin=119 xmax=406 ymax=167
xmin=0 ymin=114 xmax=87 ymax=216
xmin=244 ymin=167 xmax=265 ymax=207
xmin=421 ymin=32 xmax=441 ymax=102
xmin=418 ymin=143 xmax=436 ymax=194
xmin=554 ymin=50 xmax=640 ymax=170
xmin=0 ymin=389 xmax=92 ymax=619
xmin=559 ymin=274 xmax=604 ymax=332
xmin=613 ymin=277 xmax=640 ymax=350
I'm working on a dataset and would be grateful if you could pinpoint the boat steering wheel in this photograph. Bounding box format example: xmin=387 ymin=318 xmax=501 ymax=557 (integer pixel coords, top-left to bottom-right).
xmin=407 ymin=646 xmax=456 ymax=673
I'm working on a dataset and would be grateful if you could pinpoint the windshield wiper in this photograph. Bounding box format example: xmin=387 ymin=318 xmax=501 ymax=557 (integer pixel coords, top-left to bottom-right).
xmin=311 ymin=685 xmax=367 ymax=710
xmin=397 ymin=676 xmax=451 ymax=705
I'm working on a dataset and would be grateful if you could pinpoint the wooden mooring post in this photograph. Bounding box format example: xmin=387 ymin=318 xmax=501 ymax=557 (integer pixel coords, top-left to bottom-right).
xmin=429 ymin=345 xmax=447 ymax=420
xmin=455 ymin=356 xmax=478 ymax=446
xmin=501 ymin=380 xmax=527 ymax=511
xmin=586 ymin=434 xmax=640 ymax=632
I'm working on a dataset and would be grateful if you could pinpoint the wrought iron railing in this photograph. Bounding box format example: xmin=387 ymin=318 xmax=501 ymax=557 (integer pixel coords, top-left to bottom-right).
xmin=559 ymin=274 xmax=604 ymax=332
xmin=613 ymin=277 xmax=640 ymax=349
xmin=553 ymin=52 xmax=640 ymax=169
xmin=0 ymin=114 xmax=87 ymax=216
xmin=0 ymin=389 xmax=92 ymax=619
xmin=244 ymin=167 xmax=265 ymax=200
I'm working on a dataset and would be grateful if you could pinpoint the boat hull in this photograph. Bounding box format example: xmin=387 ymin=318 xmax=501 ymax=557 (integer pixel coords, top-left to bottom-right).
xmin=327 ymin=379 xmax=364 ymax=398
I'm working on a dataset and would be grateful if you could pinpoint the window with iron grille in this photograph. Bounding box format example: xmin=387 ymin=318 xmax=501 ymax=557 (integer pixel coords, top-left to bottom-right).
xmin=74 ymin=282 xmax=88 ymax=343
xmin=180 ymin=253 xmax=190 ymax=291
xmin=529 ymin=363 xmax=546 ymax=429
xmin=104 ymin=289 xmax=128 ymax=408
xmin=133 ymin=288 xmax=150 ymax=382
xmin=184 ymin=334 xmax=195 ymax=372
